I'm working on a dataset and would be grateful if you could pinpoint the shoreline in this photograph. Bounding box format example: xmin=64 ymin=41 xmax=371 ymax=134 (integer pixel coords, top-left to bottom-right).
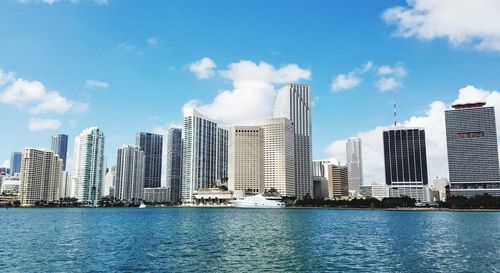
xmin=4 ymin=206 xmax=500 ymax=212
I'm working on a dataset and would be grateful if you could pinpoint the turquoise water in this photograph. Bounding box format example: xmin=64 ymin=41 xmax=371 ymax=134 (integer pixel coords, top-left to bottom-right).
xmin=1 ymin=208 xmax=499 ymax=273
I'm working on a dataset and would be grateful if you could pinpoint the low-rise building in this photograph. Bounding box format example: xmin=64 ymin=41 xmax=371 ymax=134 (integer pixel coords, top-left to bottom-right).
xmin=143 ymin=187 xmax=170 ymax=203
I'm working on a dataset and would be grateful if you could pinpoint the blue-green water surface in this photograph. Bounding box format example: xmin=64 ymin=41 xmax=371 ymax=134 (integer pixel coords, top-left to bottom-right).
xmin=1 ymin=208 xmax=499 ymax=273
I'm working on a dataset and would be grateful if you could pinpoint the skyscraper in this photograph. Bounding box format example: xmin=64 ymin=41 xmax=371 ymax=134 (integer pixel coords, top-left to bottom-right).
xmin=259 ymin=118 xmax=295 ymax=197
xmin=73 ymin=127 xmax=105 ymax=206
xmin=216 ymin=127 xmax=228 ymax=182
xmin=136 ymin=132 xmax=163 ymax=188
xmin=10 ymin=152 xmax=22 ymax=175
xmin=383 ymin=127 xmax=429 ymax=202
xmin=59 ymin=171 xmax=72 ymax=199
xmin=228 ymin=126 xmax=264 ymax=194
xmin=51 ymin=134 xmax=68 ymax=171
xmin=445 ymin=103 xmax=500 ymax=197
xmin=346 ymin=138 xmax=363 ymax=193
xmin=115 ymin=145 xmax=145 ymax=203
xmin=19 ymin=148 xmax=62 ymax=206
xmin=182 ymin=108 xmax=218 ymax=202
xmin=273 ymin=84 xmax=312 ymax=198
xmin=166 ymin=128 xmax=182 ymax=202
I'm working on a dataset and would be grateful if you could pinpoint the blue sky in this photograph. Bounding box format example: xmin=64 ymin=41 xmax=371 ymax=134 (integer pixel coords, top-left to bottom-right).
xmin=1 ymin=0 xmax=500 ymax=183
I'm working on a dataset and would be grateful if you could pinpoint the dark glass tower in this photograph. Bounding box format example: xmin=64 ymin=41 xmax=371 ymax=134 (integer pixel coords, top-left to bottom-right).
xmin=383 ymin=128 xmax=428 ymax=185
xmin=51 ymin=134 xmax=68 ymax=170
xmin=383 ymin=127 xmax=429 ymax=202
xmin=10 ymin=152 xmax=22 ymax=175
xmin=166 ymin=128 xmax=182 ymax=202
xmin=136 ymin=132 xmax=163 ymax=188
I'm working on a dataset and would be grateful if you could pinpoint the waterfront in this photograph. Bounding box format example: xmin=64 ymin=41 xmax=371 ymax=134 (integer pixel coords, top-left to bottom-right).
xmin=1 ymin=208 xmax=499 ymax=273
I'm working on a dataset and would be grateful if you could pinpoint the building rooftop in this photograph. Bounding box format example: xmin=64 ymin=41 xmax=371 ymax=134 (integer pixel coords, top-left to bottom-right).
xmin=451 ymin=102 xmax=486 ymax=109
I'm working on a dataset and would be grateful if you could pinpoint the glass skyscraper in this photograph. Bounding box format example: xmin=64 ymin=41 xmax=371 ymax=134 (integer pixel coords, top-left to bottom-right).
xmin=10 ymin=152 xmax=22 ymax=175
xmin=166 ymin=128 xmax=182 ymax=202
xmin=273 ymin=84 xmax=312 ymax=199
xmin=445 ymin=103 xmax=500 ymax=197
xmin=383 ymin=127 xmax=429 ymax=202
xmin=73 ymin=127 xmax=105 ymax=206
xmin=346 ymin=138 xmax=363 ymax=193
xmin=51 ymin=134 xmax=68 ymax=171
xmin=136 ymin=132 xmax=163 ymax=188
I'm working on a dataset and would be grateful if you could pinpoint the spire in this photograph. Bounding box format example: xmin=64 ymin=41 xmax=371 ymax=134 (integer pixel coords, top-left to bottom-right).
xmin=393 ymin=93 xmax=397 ymax=126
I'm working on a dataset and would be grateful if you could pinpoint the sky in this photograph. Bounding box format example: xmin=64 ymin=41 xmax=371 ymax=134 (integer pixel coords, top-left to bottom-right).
xmin=1 ymin=0 xmax=500 ymax=185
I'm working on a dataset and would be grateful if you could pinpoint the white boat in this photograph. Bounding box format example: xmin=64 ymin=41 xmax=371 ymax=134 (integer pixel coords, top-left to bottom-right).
xmin=138 ymin=202 xmax=147 ymax=208
xmin=231 ymin=194 xmax=285 ymax=208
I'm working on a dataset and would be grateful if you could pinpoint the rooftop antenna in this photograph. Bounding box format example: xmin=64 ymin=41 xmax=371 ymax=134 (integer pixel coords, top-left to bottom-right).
xmin=393 ymin=93 xmax=397 ymax=126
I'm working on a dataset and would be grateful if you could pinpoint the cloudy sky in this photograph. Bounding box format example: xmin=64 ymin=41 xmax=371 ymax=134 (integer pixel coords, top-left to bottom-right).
xmin=1 ymin=0 xmax=500 ymax=184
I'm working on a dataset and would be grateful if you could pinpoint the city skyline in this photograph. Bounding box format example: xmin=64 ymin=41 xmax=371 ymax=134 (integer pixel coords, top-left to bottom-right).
xmin=1 ymin=1 xmax=500 ymax=185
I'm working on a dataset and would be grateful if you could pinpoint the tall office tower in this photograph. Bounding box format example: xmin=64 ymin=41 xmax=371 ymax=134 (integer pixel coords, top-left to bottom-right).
xmin=312 ymin=160 xmax=331 ymax=199
xmin=445 ymin=103 xmax=500 ymax=197
xmin=327 ymin=164 xmax=348 ymax=198
xmin=59 ymin=171 xmax=72 ymax=198
xmin=228 ymin=126 xmax=264 ymax=194
xmin=383 ymin=127 xmax=429 ymax=202
xmin=103 ymin=166 xmax=116 ymax=197
xmin=346 ymin=138 xmax=363 ymax=193
xmin=216 ymin=127 xmax=228 ymax=182
xmin=19 ymin=148 xmax=62 ymax=206
xmin=273 ymin=84 xmax=312 ymax=198
xmin=73 ymin=127 xmax=105 ymax=206
xmin=259 ymin=118 xmax=295 ymax=197
xmin=166 ymin=128 xmax=182 ymax=202
xmin=51 ymin=134 xmax=68 ymax=171
xmin=136 ymin=132 xmax=163 ymax=188
xmin=115 ymin=145 xmax=145 ymax=203
xmin=10 ymin=152 xmax=22 ymax=175
xmin=182 ymin=108 xmax=218 ymax=202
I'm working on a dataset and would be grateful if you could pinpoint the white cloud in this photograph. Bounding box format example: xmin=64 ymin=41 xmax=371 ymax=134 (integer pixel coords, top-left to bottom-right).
xmin=383 ymin=0 xmax=500 ymax=51
xmin=1 ymin=160 xmax=9 ymax=168
xmin=189 ymin=57 xmax=217 ymax=79
xmin=29 ymin=118 xmax=61 ymax=131
xmin=147 ymin=37 xmax=159 ymax=46
xmin=331 ymin=74 xmax=361 ymax=91
xmin=376 ymin=77 xmax=401 ymax=92
xmin=377 ymin=65 xmax=406 ymax=77
xmin=0 ymin=71 xmax=85 ymax=115
xmin=186 ymin=59 xmax=311 ymax=126
xmin=86 ymin=79 xmax=109 ymax=89
xmin=326 ymin=85 xmax=500 ymax=185
xmin=330 ymin=62 xmax=372 ymax=92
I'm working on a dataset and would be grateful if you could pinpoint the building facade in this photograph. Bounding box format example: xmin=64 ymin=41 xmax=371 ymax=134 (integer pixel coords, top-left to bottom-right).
xmin=346 ymin=138 xmax=363 ymax=193
xmin=143 ymin=187 xmax=170 ymax=203
xmin=383 ymin=127 xmax=429 ymax=202
xmin=259 ymin=118 xmax=295 ymax=197
xmin=273 ymin=84 xmax=312 ymax=198
xmin=19 ymin=148 xmax=62 ymax=206
xmin=73 ymin=127 xmax=105 ymax=206
xmin=59 ymin=171 xmax=72 ymax=198
xmin=115 ymin=145 xmax=145 ymax=203
xmin=327 ymin=164 xmax=348 ymax=198
xmin=445 ymin=103 xmax=500 ymax=197
xmin=166 ymin=128 xmax=182 ymax=202
xmin=216 ymin=127 xmax=228 ymax=182
xmin=10 ymin=151 xmax=22 ymax=175
xmin=51 ymin=134 xmax=68 ymax=171
xmin=228 ymin=126 xmax=264 ymax=194
xmin=182 ymin=108 xmax=219 ymax=203
xmin=136 ymin=132 xmax=163 ymax=188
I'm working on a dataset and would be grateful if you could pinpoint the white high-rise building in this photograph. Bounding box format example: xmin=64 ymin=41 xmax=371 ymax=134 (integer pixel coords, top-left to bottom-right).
xmin=182 ymin=108 xmax=220 ymax=203
xmin=346 ymin=138 xmax=363 ymax=193
xmin=19 ymin=148 xmax=62 ymax=206
xmin=59 ymin=171 xmax=72 ymax=199
xmin=259 ymin=118 xmax=295 ymax=197
xmin=103 ymin=166 xmax=116 ymax=197
xmin=228 ymin=126 xmax=264 ymax=194
xmin=73 ymin=127 xmax=105 ymax=206
xmin=115 ymin=145 xmax=145 ymax=203
xmin=273 ymin=84 xmax=312 ymax=198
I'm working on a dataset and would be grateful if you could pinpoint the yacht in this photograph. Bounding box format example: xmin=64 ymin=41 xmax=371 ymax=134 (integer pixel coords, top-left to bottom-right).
xmin=231 ymin=194 xmax=286 ymax=208
xmin=138 ymin=202 xmax=147 ymax=208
